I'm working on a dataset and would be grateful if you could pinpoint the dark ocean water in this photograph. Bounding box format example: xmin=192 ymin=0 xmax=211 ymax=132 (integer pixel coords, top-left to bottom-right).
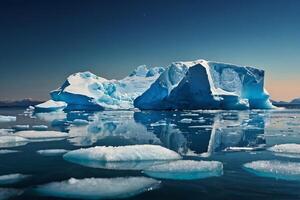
xmin=1 ymin=107 xmax=300 ymax=200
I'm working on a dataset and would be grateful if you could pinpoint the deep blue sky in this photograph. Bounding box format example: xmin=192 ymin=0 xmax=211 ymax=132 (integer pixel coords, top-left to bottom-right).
xmin=0 ymin=0 xmax=299 ymax=101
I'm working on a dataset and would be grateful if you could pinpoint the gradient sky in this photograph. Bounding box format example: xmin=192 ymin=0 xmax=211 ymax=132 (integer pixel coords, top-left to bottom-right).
xmin=0 ymin=0 xmax=299 ymax=101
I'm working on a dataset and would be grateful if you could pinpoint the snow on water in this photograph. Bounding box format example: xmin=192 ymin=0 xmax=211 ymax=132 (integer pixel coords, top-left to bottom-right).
xmin=0 ymin=188 xmax=23 ymax=200
xmin=0 ymin=150 xmax=20 ymax=154
xmin=143 ymin=160 xmax=223 ymax=180
xmin=0 ymin=115 xmax=16 ymax=123
xmin=243 ymin=160 xmax=300 ymax=181
xmin=35 ymin=100 xmax=67 ymax=112
xmin=0 ymin=136 xmax=29 ymax=148
xmin=0 ymin=174 xmax=29 ymax=185
xmin=37 ymin=149 xmax=69 ymax=156
xmin=15 ymin=131 xmax=68 ymax=140
xmin=135 ymin=59 xmax=273 ymax=110
xmin=64 ymin=145 xmax=181 ymax=170
xmin=34 ymin=177 xmax=160 ymax=199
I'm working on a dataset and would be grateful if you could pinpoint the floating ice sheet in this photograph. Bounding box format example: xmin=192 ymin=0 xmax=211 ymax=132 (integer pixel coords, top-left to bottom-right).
xmin=0 ymin=115 xmax=16 ymax=123
xmin=243 ymin=160 xmax=300 ymax=181
xmin=64 ymin=145 xmax=181 ymax=170
xmin=143 ymin=160 xmax=223 ymax=180
xmin=0 ymin=188 xmax=23 ymax=200
xmin=0 ymin=136 xmax=29 ymax=148
xmin=0 ymin=174 xmax=29 ymax=185
xmin=34 ymin=177 xmax=160 ymax=199
xmin=37 ymin=149 xmax=69 ymax=156
xmin=15 ymin=131 xmax=68 ymax=140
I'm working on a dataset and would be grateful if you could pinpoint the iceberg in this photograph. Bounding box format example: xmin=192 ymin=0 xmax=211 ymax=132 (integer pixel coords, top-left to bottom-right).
xmin=35 ymin=100 xmax=67 ymax=112
xmin=143 ymin=160 xmax=223 ymax=180
xmin=34 ymin=177 xmax=160 ymax=199
xmin=48 ymin=66 xmax=164 ymax=110
xmin=37 ymin=149 xmax=69 ymax=156
xmin=135 ymin=59 xmax=273 ymax=110
xmin=0 ymin=174 xmax=29 ymax=185
xmin=64 ymin=145 xmax=181 ymax=170
xmin=0 ymin=115 xmax=16 ymax=123
xmin=243 ymin=160 xmax=300 ymax=181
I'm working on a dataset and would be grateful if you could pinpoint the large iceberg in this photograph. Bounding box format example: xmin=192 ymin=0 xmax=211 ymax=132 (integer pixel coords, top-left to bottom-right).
xmin=47 ymin=65 xmax=164 ymax=110
xmin=135 ymin=59 xmax=273 ymax=110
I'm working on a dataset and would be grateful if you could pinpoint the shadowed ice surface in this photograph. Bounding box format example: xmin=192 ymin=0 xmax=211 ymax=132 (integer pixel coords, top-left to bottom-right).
xmin=1 ymin=108 xmax=300 ymax=199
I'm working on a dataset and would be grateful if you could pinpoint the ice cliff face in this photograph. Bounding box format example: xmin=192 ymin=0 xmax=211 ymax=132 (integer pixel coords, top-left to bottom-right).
xmin=36 ymin=59 xmax=273 ymax=111
xmin=134 ymin=59 xmax=273 ymax=110
xmin=47 ymin=66 xmax=164 ymax=110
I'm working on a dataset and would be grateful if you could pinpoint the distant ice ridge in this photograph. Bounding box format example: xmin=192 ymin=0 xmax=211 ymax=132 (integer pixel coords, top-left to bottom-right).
xmin=135 ymin=59 xmax=273 ymax=110
xmin=35 ymin=177 xmax=160 ymax=199
xmin=39 ymin=65 xmax=164 ymax=111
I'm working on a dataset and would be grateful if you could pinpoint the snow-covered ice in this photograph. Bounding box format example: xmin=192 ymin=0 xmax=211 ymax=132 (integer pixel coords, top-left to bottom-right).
xmin=37 ymin=149 xmax=69 ymax=156
xmin=243 ymin=160 xmax=300 ymax=181
xmin=15 ymin=130 xmax=68 ymax=140
xmin=143 ymin=160 xmax=223 ymax=180
xmin=135 ymin=59 xmax=273 ymax=110
xmin=0 ymin=174 xmax=29 ymax=185
xmin=64 ymin=145 xmax=181 ymax=170
xmin=34 ymin=177 xmax=160 ymax=199
xmin=0 ymin=115 xmax=16 ymax=123
xmin=35 ymin=100 xmax=67 ymax=112
xmin=0 ymin=136 xmax=29 ymax=148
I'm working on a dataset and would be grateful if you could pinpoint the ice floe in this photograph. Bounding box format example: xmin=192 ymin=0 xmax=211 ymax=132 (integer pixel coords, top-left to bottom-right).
xmin=268 ymin=143 xmax=300 ymax=154
xmin=0 ymin=136 xmax=29 ymax=148
xmin=15 ymin=131 xmax=68 ymax=141
xmin=34 ymin=177 xmax=160 ymax=199
xmin=12 ymin=125 xmax=30 ymax=131
xmin=37 ymin=149 xmax=69 ymax=156
xmin=0 ymin=174 xmax=29 ymax=185
xmin=243 ymin=160 xmax=300 ymax=181
xmin=0 ymin=115 xmax=16 ymax=123
xmin=143 ymin=160 xmax=223 ymax=180
xmin=64 ymin=145 xmax=181 ymax=170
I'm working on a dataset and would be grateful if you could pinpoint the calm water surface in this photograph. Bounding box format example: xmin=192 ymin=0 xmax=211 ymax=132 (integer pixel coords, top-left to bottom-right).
xmin=1 ymin=107 xmax=300 ymax=200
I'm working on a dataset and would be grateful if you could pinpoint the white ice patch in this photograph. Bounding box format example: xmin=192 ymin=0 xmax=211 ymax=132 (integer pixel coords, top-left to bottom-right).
xmin=15 ymin=131 xmax=68 ymax=140
xmin=35 ymin=177 xmax=160 ymax=199
xmin=0 ymin=136 xmax=29 ymax=148
xmin=0 ymin=115 xmax=16 ymax=123
xmin=0 ymin=150 xmax=19 ymax=154
xmin=244 ymin=160 xmax=300 ymax=181
xmin=37 ymin=149 xmax=69 ymax=156
xmin=268 ymin=143 xmax=300 ymax=154
xmin=143 ymin=160 xmax=223 ymax=180
xmin=64 ymin=145 xmax=181 ymax=170
xmin=0 ymin=174 xmax=29 ymax=185
xmin=0 ymin=188 xmax=23 ymax=200
xmin=35 ymin=100 xmax=67 ymax=112
xmin=179 ymin=118 xmax=193 ymax=124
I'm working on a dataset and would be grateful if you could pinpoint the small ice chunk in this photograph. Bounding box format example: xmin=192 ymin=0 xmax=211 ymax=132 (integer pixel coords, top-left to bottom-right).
xmin=37 ymin=149 xmax=69 ymax=156
xmin=143 ymin=160 xmax=223 ymax=180
xmin=0 ymin=174 xmax=29 ymax=185
xmin=179 ymin=118 xmax=193 ymax=124
xmin=71 ymin=119 xmax=89 ymax=126
xmin=34 ymin=177 xmax=160 ymax=199
xmin=32 ymin=125 xmax=48 ymax=131
xmin=64 ymin=145 xmax=181 ymax=170
xmin=0 ymin=188 xmax=23 ymax=200
xmin=15 ymin=131 xmax=68 ymax=140
xmin=0 ymin=136 xmax=29 ymax=148
xmin=35 ymin=100 xmax=67 ymax=112
xmin=13 ymin=125 xmax=30 ymax=131
xmin=0 ymin=150 xmax=19 ymax=154
xmin=0 ymin=115 xmax=16 ymax=123
xmin=268 ymin=143 xmax=300 ymax=154
xmin=244 ymin=160 xmax=300 ymax=181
